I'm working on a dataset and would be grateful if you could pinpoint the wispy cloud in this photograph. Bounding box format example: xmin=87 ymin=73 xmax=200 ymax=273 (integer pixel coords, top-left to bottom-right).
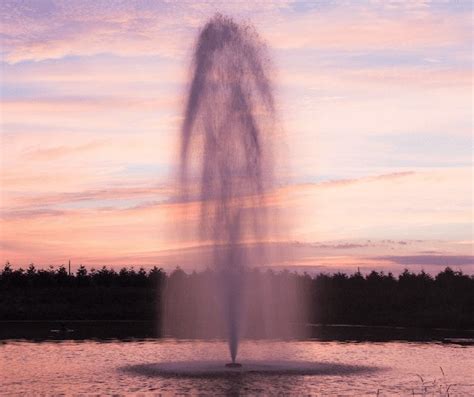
xmin=2 ymin=1 xmax=470 ymax=63
xmin=24 ymin=140 xmax=106 ymax=160
xmin=374 ymin=255 xmax=474 ymax=266
xmin=266 ymin=5 xmax=470 ymax=52
xmin=1 ymin=169 xmax=471 ymax=267
xmin=3 ymin=185 xmax=172 ymax=212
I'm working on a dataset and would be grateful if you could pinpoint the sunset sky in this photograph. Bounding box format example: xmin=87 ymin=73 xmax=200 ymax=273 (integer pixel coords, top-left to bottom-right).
xmin=1 ymin=0 xmax=472 ymax=273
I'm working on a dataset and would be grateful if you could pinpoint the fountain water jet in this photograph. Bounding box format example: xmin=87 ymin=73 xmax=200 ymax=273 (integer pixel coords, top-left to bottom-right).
xmin=164 ymin=14 xmax=308 ymax=365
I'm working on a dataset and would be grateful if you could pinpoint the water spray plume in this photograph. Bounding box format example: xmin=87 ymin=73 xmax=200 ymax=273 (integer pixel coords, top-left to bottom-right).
xmin=164 ymin=14 xmax=308 ymax=364
xmin=180 ymin=14 xmax=275 ymax=364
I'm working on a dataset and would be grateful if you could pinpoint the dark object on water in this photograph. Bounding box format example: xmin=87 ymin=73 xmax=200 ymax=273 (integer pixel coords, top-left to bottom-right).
xmin=50 ymin=322 xmax=74 ymax=334
xmin=225 ymin=363 xmax=242 ymax=368
xmin=443 ymin=338 xmax=474 ymax=346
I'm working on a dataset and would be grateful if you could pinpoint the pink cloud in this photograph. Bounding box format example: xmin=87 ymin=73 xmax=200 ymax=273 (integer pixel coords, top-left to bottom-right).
xmin=2 ymin=97 xmax=179 ymax=113
xmin=24 ymin=140 xmax=106 ymax=160
xmin=0 ymin=169 xmax=471 ymax=267
xmin=266 ymin=9 xmax=469 ymax=52
xmin=373 ymin=255 xmax=474 ymax=267
xmin=4 ymin=185 xmax=172 ymax=212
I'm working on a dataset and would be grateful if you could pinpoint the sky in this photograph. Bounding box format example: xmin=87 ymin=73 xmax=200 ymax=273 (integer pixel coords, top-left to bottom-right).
xmin=0 ymin=0 xmax=472 ymax=274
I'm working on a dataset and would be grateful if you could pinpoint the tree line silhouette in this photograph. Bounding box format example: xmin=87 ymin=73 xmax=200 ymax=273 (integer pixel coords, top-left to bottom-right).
xmin=0 ymin=263 xmax=472 ymax=329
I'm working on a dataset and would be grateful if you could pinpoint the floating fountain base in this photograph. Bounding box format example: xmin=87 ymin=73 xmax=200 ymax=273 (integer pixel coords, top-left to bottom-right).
xmin=124 ymin=360 xmax=376 ymax=378
xmin=225 ymin=363 xmax=242 ymax=368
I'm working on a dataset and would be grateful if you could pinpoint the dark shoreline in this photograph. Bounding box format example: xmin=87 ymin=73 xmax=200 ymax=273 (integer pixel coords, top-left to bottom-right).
xmin=1 ymin=320 xmax=473 ymax=344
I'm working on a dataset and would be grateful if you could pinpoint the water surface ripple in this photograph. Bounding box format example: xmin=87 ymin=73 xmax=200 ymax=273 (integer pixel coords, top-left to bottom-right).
xmin=1 ymin=339 xmax=473 ymax=395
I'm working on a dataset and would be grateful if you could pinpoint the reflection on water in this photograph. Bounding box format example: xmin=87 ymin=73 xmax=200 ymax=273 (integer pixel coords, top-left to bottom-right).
xmin=1 ymin=338 xmax=473 ymax=395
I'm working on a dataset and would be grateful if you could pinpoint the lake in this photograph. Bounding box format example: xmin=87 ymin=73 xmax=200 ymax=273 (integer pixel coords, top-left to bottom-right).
xmin=1 ymin=323 xmax=473 ymax=395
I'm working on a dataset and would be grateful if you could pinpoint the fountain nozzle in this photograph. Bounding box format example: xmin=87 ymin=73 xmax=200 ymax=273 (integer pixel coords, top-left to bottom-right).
xmin=225 ymin=363 xmax=242 ymax=368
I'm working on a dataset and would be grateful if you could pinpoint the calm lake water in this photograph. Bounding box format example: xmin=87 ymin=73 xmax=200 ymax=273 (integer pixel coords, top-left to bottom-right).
xmin=1 ymin=335 xmax=473 ymax=395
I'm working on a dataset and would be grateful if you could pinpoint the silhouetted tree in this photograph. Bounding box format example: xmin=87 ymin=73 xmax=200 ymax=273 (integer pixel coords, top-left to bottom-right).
xmin=0 ymin=264 xmax=472 ymax=328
